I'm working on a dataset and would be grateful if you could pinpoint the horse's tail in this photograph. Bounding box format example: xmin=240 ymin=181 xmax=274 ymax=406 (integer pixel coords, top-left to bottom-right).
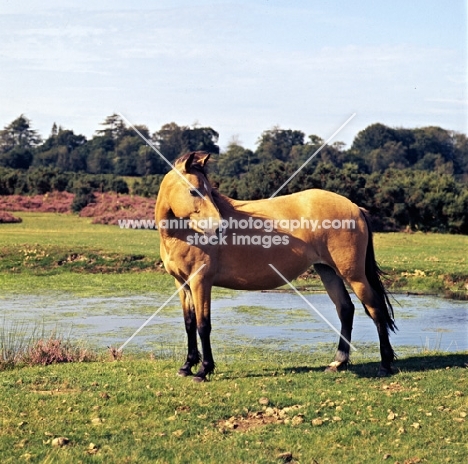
xmin=360 ymin=208 xmax=397 ymax=333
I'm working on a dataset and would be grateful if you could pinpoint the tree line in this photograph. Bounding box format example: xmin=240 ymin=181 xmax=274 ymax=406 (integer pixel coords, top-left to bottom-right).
xmin=0 ymin=114 xmax=467 ymax=233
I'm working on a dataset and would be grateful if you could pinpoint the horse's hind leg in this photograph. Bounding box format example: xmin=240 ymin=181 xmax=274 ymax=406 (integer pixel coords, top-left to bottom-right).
xmin=347 ymin=278 xmax=395 ymax=376
xmin=314 ymin=264 xmax=355 ymax=372
xmin=176 ymin=281 xmax=200 ymax=377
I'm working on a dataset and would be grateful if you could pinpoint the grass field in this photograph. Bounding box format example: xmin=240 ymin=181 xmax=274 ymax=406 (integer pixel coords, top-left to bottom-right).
xmin=0 ymin=212 xmax=466 ymax=297
xmin=0 ymin=213 xmax=467 ymax=463
xmin=0 ymin=351 xmax=466 ymax=463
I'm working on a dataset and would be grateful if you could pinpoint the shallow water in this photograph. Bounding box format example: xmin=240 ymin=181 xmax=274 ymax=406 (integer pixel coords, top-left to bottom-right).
xmin=1 ymin=291 xmax=467 ymax=353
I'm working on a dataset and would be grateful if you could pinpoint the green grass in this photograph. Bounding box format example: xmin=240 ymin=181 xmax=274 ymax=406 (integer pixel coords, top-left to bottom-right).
xmin=0 ymin=213 xmax=164 ymax=295
xmin=0 ymin=213 xmax=467 ymax=297
xmin=0 ymin=350 xmax=466 ymax=463
xmin=373 ymin=232 xmax=468 ymax=298
xmin=1 ymin=213 xmax=467 ymax=462
xmin=0 ymin=212 xmax=160 ymax=258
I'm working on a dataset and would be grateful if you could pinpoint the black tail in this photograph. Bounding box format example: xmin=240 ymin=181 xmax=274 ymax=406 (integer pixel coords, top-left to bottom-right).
xmin=360 ymin=208 xmax=397 ymax=333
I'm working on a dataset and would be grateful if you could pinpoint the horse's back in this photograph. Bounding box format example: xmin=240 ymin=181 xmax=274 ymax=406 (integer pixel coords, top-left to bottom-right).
xmin=214 ymin=189 xmax=369 ymax=289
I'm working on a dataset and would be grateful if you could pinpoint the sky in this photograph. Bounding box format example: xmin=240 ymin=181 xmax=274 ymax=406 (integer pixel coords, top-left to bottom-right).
xmin=0 ymin=0 xmax=466 ymax=151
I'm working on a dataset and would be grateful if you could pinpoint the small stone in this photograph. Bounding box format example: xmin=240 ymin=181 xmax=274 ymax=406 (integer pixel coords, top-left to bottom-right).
xmin=312 ymin=418 xmax=323 ymax=426
xmin=87 ymin=443 xmax=99 ymax=454
xmin=291 ymin=415 xmax=304 ymax=426
xmin=387 ymin=412 xmax=396 ymax=420
xmin=258 ymin=397 xmax=269 ymax=406
xmin=224 ymin=420 xmax=238 ymax=429
xmin=51 ymin=437 xmax=69 ymax=447
xmin=277 ymin=451 xmax=293 ymax=462
xmin=91 ymin=417 xmax=103 ymax=425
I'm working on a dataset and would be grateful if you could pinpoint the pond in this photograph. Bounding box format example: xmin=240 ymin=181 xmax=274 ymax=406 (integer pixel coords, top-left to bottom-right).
xmin=1 ymin=290 xmax=466 ymax=354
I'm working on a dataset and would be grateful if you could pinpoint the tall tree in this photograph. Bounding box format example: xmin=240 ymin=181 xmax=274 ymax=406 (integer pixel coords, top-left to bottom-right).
xmin=256 ymin=127 xmax=304 ymax=162
xmin=154 ymin=123 xmax=219 ymax=162
xmin=34 ymin=126 xmax=87 ymax=171
xmin=95 ymin=113 xmax=127 ymax=141
xmin=0 ymin=115 xmax=41 ymax=169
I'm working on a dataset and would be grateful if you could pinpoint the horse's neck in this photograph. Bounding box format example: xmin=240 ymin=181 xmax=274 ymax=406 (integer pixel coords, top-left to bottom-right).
xmin=155 ymin=197 xmax=175 ymax=233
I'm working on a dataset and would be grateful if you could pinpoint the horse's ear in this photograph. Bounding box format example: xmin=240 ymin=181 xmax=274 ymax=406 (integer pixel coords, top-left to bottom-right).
xmin=198 ymin=153 xmax=210 ymax=167
xmin=182 ymin=151 xmax=210 ymax=172
xmin=183 ymin=152 xmax=197 ymax=173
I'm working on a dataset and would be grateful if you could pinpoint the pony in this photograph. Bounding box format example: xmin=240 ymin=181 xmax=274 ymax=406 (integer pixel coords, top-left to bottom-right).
xmin=155 ymin=151 xmax=396 ymax=381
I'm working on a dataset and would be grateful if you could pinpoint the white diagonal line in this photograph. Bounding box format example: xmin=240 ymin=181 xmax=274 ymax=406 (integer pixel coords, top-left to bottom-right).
xmin=269 ymin=113 xmax=356 ymax=199
xmin=268 ymin=264 xmax=357 ymax=351
xmin=118 ymin=112 xmax=205 ymax=200
xmin=117 ymin=264 xmax=206 ymax=352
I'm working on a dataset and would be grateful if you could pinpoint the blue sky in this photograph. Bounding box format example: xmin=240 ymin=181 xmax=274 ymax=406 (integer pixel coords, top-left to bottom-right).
xmin=0 ymin=0 xmax=466 ymax=150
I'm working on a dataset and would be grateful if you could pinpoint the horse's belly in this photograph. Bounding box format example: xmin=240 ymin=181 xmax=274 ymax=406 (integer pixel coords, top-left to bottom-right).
xmin=213 ymin=245 xmax=313 ymax=290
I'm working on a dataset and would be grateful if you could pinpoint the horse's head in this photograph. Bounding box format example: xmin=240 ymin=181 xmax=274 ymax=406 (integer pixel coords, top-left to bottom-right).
xmin=156 ymin=151 xmax=222 ymax=238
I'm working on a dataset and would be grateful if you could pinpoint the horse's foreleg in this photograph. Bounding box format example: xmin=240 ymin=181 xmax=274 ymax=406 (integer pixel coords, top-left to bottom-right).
xmin=314 ymin=264 xmax=355 ymax=372
xmin=191 ymin=281 xmax=215 ymax=382
xmin=177 ymin=283 xmax=200 ymax=377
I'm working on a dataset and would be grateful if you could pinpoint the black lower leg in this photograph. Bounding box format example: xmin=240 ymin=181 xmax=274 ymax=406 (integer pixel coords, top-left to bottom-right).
xmin=375 ymin=319 xmax=395 ymax=376
xmin=193 ymin=321 xmax=215 ymax=382
xmin=314 ymin=264 xmax=355 ymax=371
xmin=178 ymin=311 xmax=200 ymax=377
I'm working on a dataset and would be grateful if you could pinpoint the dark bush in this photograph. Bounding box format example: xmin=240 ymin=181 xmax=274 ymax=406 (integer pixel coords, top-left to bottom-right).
xmin=71 ymin=186 xmax=96 ymax=213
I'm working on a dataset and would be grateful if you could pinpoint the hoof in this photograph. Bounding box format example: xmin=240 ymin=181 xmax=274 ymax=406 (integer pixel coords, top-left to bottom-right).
xmin=324 ymin=365 xmax=338 ymax=373
xmin=324 ymin=361 xmax=348 ymax=373
xmin=193 ymin=375 xmax=207 ymax=383
xmin=177 ymin=368 xmax=193 ymax=377
xmin=378 ymin=366 xmax=393 ymax=377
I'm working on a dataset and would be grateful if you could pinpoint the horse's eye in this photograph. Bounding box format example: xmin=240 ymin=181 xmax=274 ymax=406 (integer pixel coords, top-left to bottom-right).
xmin=189 ymin=189 xmax=199 ymax=197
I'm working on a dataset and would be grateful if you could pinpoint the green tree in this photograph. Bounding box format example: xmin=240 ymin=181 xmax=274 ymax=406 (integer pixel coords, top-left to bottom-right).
xmin=215 ymin=142 xmax=257 ymax=177
xmin=0 ymin=115 xmax=41 ymax=169
xmin=256 ymin=127 xmax=305 ymax=162
xmin=452 ymin=132 xmax=468 ymax=177
xmin=86 ymin=148 xmax=113 ymax=174
xmin=95 ymin=114 xmax=127 ymax=141
xmin=236 ymin=160 xmax=289 ymax=200
xmin=410 ymin=126 xmax=454 ymax=165
xmin=34 ymin=126 xmax=87 ymax=171
xmin=136 ymin=145 xmax=167 ymax=175
xmin=154 ymin=123 xmax=219 ymax=163
xmin=368 ymin=141 xmax=408 ymax=172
